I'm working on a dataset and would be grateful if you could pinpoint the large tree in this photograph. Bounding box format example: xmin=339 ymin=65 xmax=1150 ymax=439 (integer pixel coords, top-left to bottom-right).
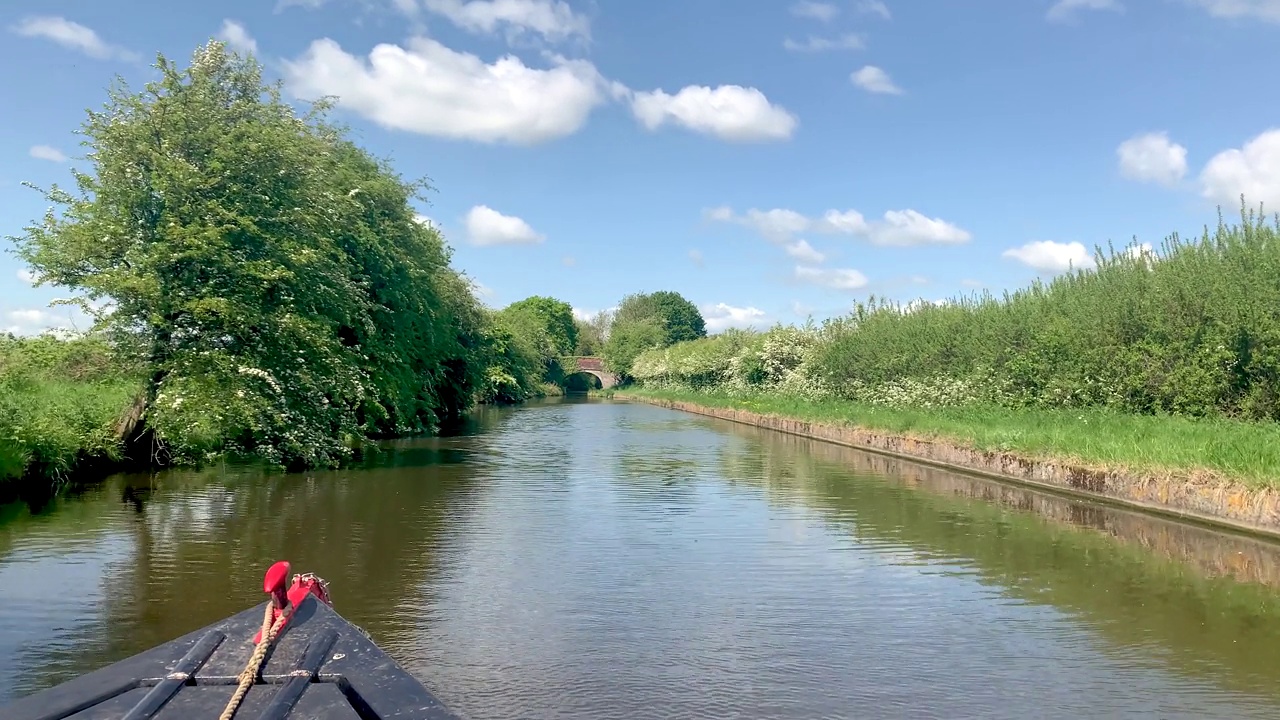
xmin=612 ymin=291 xmax=707 ymax=346
xmin=10 ymin=42 xmax=486 ymax=468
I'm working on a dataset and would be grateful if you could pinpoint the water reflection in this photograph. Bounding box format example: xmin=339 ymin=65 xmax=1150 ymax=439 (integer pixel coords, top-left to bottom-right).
xmin=1 ymin=399 xmax=1280 ymax=719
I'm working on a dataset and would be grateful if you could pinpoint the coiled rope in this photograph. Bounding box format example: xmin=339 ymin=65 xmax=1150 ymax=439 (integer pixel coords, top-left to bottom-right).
xmin=218 ymin=600 xmax=294 ymax=720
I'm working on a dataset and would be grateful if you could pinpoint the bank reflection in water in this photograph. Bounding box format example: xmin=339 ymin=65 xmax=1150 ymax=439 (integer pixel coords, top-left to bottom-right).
xmin=708 ymin=415 xmax=1280 ymax=701
xmin=2 ymin=399 xmax=1280 ymax=719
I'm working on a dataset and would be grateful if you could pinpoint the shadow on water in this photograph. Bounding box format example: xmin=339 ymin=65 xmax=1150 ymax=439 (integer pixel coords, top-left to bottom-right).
xmin=0 ymin=442 xmax=488 ymax=699
xmin=703 ymin=415 xmax=1280 ymax=701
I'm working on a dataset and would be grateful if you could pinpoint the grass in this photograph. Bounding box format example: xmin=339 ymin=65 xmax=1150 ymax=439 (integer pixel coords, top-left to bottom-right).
xmin=619 ymin=387 xmax=1280 ymax=490
xmin=0 ymin=335 xmax=144 ymax=494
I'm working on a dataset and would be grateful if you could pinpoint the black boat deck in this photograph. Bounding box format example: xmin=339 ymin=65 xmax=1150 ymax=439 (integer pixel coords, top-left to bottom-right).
xmin=0 ymin=594 xmax=461 ymax=720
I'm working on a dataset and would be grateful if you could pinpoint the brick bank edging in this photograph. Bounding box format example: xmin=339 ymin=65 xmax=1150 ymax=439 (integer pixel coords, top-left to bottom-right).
xmin=636 ymin=397 xmax=1280 ymax=540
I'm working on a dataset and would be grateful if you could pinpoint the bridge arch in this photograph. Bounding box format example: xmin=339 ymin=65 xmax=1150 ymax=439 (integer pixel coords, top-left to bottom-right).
xmin=562 ymin=356 xmax=619 ymax=389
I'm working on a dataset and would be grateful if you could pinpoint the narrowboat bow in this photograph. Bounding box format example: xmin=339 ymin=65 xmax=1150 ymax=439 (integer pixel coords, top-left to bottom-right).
xmin=0 ymin=561 xmax=461 ymax=720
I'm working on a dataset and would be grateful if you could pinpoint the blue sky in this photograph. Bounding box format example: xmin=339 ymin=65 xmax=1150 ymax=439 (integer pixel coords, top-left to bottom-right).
xmin=3 ymin=0 xmax=1279 ymax=335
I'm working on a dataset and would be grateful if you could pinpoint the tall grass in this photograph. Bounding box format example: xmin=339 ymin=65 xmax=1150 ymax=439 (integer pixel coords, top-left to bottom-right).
xmin=812 ymin=207 xmax=1280 ymax=419
xmin=0 ymin=334 xmax=143 ymax=493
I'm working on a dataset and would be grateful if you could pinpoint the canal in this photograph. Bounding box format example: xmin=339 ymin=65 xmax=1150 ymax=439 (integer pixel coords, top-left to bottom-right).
xmin=3 ymin=397 xmax=1280 ymax=718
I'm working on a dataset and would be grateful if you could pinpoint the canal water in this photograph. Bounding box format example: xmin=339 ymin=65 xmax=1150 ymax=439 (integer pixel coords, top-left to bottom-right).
xmin=3 ymin=397 xmax=1280 ymax=719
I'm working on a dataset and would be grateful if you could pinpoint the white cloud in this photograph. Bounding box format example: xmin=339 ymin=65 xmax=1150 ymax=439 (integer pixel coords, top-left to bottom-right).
xmin=701 ymin=303 xmax=768 ymax=332
xmin=630 ymin=84 xmax=798 ymax=142
xmin=283 ymin=37 xmax=610 ymax=144
xmin=413 ymin=213 xmax=437 ymax=227
xmin=783 ymin=34 xmax=865 ymax=52
xmin=794 ymin=265 xmax=869 ymax=290
xmin=217 ymin=20 xmax=258 ymax=54
xmin=562 ymin=255 xmax=576 ymax=266
xmin=29 ymin=145 xmax=67 ymax=163
xmin=1047 ymin=0 xmax=1123 ymax=22
xmin=572 ymin=305 xmax=616 ymax=322
xmin=856 ymin=0 xmax=892 ymax=19
xmin=11 ymin=16 xmax=138 ymax=61
xmin=3 ymin=308 xmax=74 ymax=337
xmin=1116 ymin=131 xmax=1187 ymax=187
xmin=866 ymin=209 xmax=971 ymax=246
xmin=1200 ymin=128 xmax=1280 ymax=211
xmin=464 ymin=205 xmax=545 ymax=246
xmin=710 ymin=206 xmax=970 ymax=247
xmin=791 ymin=300 xmax=813 ymax=316
xmin=961 ymin=278 xmax=984 ymax=288
xmin=1185 ymin=0 xmax=1280 ymax=22
xmin=421 ymin=0 xmax=591 ymax=43
xmin=790 ymin=1 xmax=839 ymax=22
xmin=1002 ymin=240 xmax=1096 ymax=273
xmin=851 ymin=65 xmax=903 ymax=95
xmin=17 ymin=269 xmax=39 ymax=284
xmin=689 ymin=248 xmax=705 ymax=267
xmin=784 ymin=239 xmax=825 ymax=263
xmin=1121 ymin=242 xmax=1157 ymax=263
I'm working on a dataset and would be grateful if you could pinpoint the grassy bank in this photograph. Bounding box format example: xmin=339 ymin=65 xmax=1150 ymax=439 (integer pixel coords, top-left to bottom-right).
xmin=0 ymin=335 xmax=143 ymax=494
xmin=619 ymin=387 xmax=1280 ymax=490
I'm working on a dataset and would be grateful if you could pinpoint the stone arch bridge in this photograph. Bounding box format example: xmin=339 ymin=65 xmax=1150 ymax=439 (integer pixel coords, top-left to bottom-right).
xmin=562 ymin=356 xmax=619 ymax=389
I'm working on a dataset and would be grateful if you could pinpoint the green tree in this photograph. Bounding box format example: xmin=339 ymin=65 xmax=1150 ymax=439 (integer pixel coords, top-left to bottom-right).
xmin=613 ymin=291 xmax=706 ymax=346
xmin=602 ymin=317 xmax=665 ymax=379
xmin=9 ymin=42 xmax=486 ymax=469
xmin=499 ymin=296 xmax=578 ymax=358
xmin=573 ymin=309 xmax=611 ymax=356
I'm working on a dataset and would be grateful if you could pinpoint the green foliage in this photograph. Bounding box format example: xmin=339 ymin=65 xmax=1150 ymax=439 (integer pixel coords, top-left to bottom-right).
xmin=499 ymin=296 xmax=578 ymax=358
xmin=475 ymin=295 xmax=581 ymax=403
xmin=9 ymin=42 xmax=490 ymax=470
xmin=0 ymin=335 xmax=144 ymax=490
xmin=573 ymin=310 xmax=610 ymax=356
xmin=602 ymin=317 xmax=666 ymax=378
xmin=630 ymin=207 xmax=1280 ymax=430
xmin=612 ymin=290 xmax=706 ymax=347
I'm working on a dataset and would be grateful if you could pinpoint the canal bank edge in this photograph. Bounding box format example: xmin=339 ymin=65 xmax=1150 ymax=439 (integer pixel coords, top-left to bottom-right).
xmin=628 ymin=396 xmax=1280 ymax=542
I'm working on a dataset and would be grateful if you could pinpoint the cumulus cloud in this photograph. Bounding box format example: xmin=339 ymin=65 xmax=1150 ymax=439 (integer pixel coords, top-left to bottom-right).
xmin=794 ymin=265 xmax=869 ymax=290
xmin=217 ymin=19 xmax=258 ymax=54
xmin=784 ymin=239 xmax=825 ymax=263
xmin=630 ymin=84 xmax=798 ymax=142
xmin=1186 ymin=0 xmax=1280 ymax=22
xmin=790 ymin=1 xmax=839 ymax=22
xmin=562 ymin=255 xmax=576 ymax=266
xmin=1047 ymin=0 xmax=1123 ymax=22
xmin=851 ymin=65 xmax=903 ymax=95
xmin=10 ymin=16 xmax=138 ymax=61
xmin=1200 ymin=128 xmax=1280 ymax=210
xmin=29 ymin=145 xmax=67 ymax=163
xmin=856 ymin=0 xmax=892 ymax=19
xmin=783 ymin=34 xmax=865 ymax=52
xmin=17 ymin=269 xmax=39 ymax=284
xmin=464 ymin=205 xmax=545 ymax=246
xmin=1002 ymin=240 xmax=1096 ymax=273
xmin=710 ymin=206 xmax=971 ymax=247
xmin=3 ymin=308 xmax=75 ymax=337
xmin=1116 ymin=131 xmax=1187 ymax=186
xmin=689 ymin=249 xmax=705 ymax=267
xmin=701 ymin=303 xmax=768 ymax=332
xmin=421 ymin=0 xmax=591 ymax=43
xmin=283 ymin=37 xmax=611 ymax=144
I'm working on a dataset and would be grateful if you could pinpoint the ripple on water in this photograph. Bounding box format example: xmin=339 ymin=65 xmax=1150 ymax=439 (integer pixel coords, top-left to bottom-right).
xmin=4 ymin=400 xmax=1280 ymax=718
